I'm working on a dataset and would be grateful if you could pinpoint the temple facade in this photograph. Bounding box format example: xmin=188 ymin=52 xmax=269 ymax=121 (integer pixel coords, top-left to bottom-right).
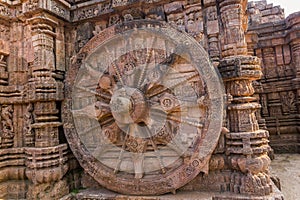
xmin=247 ymin=1 xmax=300 ymax=153
xmin=0 ymin=0 xmax=298 ymax=199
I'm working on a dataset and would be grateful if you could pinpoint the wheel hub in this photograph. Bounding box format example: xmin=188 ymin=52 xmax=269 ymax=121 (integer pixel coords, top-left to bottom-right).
xmin=110 ymin=87 xmax=148 ymax=124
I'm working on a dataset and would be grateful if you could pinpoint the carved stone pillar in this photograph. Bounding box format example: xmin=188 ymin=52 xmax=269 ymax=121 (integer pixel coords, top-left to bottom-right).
xmin=218 ymin=0 xmax=272 ymax=196
xmin=218 ymin=0 xmax=248 ymax=58
xmin=203 ymin=0 xmax=220 ymax=67
xmin=27 ymin=15 xmax=63 ymax=148
xmin=25 ymin=14 xmax=68 ymax=198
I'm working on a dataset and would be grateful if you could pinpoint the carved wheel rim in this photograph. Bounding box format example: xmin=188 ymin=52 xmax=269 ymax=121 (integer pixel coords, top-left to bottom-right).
xmin=63 ymin=20 xmax=224 ymax=195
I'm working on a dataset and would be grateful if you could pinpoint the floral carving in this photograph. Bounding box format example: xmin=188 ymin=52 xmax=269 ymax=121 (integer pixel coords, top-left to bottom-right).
xmin=0 ymin=3 xmax=11 ymax=17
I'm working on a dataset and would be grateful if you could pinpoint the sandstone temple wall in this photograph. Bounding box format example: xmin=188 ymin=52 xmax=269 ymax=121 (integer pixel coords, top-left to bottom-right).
xmin=247 ymin=0 xmax=300 ymax=153
xmin=0 ymin=0 xmax=294 ymax=199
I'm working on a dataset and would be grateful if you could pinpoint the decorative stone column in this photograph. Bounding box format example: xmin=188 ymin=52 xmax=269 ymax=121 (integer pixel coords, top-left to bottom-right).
xmin=203 ymin=0 xmax=221 ymax=67
xmin=27 ymin=14 xmax=63 ymax=148
xmin=217 ymin=0 xmax=272 ymax=195
xmin=25 ymin=14 xmax=69 ymax=199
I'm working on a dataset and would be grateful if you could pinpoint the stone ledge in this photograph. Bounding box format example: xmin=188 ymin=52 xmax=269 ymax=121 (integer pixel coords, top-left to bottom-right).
xmin=64 ymin=181 xmax=283 ymax=200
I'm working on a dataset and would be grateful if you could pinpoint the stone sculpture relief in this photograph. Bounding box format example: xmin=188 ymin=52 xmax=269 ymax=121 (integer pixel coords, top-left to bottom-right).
xmin=0 ymin=0 xmax=298 ymax=199
xmin=24 ymin=103 xmax=34 ymax=147
xmin=0 ymin=105 xmax=14 ymax=148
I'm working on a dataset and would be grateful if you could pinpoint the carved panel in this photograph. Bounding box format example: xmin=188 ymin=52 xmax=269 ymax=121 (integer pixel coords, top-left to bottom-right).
xmin=281 ymin=91 xmax=297 ymax=115
xmin=50 ymin=0 xmax=70 ymax=21
xmin=0 ymin=54 xmax=8 ymax=85
xmin=112 ymin=0 xmax=138 ymax=8
xmin=23 ymin=0 xmax=40 ymax=13
xmin=185 ymin=5 xmax=204 ymax=42
xmin=205 ymin=6 xmax=219 ymax=35
xmin=145 ymin=6 xmax=165 ymax=21
xmin=72 ymin=2 xmax=112 ymax=21
xmin=262 ymin=48 xmax=277 ymax=79
xmin=24 ymin=104 xmax=34 ymax=147
xmin=122 ymin=8 xmax=144 ymax=22
xmin=163 ymin=1 xmax=184 ymax=14
xmin=109 ymin=14 xmax=122 ymax=26
xmin=0 ymin=24 xmax=10 ymax=54
xmin=167 ymin=13 xmax=186 ymax=32
xmin=0 ymin=105 xmax=14 ymax=148
xmin=25 ymin=144 xmax=69 ymax=184
xmin=0 ymin=3 xmax=12 ymax=18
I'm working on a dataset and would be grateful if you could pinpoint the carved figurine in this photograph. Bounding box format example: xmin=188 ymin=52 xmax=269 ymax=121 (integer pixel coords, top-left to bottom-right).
xmin=1 ymin=105 xmax=14 ymax=139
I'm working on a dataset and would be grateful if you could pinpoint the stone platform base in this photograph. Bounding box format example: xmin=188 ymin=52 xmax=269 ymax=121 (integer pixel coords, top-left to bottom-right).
xmin=62 ymin=182 xmax=284 ymax=200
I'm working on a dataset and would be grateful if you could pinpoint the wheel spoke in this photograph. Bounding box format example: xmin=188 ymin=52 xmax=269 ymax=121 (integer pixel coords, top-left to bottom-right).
xmin=151 ymin=109 xmax=203 ymax=128
xmin=105 ymin=46 xmax=125 ymax=86
xmin=77 ymin=125 xmax=99 ymax=135
xmin=166 ymin=141 xmax=185 ymax=156
xmin=146 ymin=72 xmax=198 ymax=98
xmin=137 ymin=37 xmax=157 ymax=88
xmin=99 ymin=116 xmax=114 ymax=126
xmin=75 ymin=86 xmax=111 ymax=100
xmin=112 ymin=61 xmax=125 ymax=86
xmin=84 ymin=62 xmax=105 ymax=78
xmin=168 ymin=115 xmax=204 ymax=128
xmin=144 ymin=126 xmax=166 ymax=174
xmin=114 ymin=125 xmax=131 ymax=174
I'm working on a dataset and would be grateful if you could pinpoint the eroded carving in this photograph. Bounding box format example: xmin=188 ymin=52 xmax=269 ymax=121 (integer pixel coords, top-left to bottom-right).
xmin=0 ymin=3 xmax=11 ymax=17
xmin=0 ymin=0 xmax=292 ymax=198
xmin=24 ymin=104 xmax=34 ymax=147
xmin=167 ymin=13 xmax=185 ymax=32
xmin=185 ymin=6 xmax=204 ymax=42
xmin=0 ymin=105 xmax=14 ymax=148
xmin=23 ymin=0 xmax=39 ymax=13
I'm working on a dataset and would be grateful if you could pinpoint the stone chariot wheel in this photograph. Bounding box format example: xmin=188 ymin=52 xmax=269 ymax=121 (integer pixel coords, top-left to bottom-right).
xmin=63 ymin=20 xmax=224 ymax=195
